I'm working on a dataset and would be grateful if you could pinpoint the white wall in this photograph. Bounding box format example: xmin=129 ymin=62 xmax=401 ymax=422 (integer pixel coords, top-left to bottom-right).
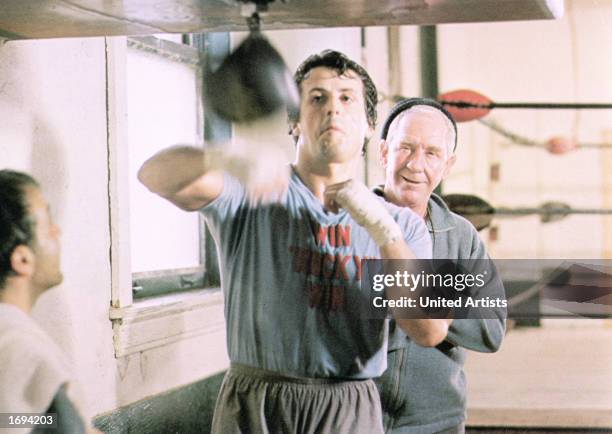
xmin=0 ymin=37 xmax=116 ymax=416
xmin=432 ymin=1 xmax=612 ymax=422
xmin=437 ymin=0 xmax=612 ymax=258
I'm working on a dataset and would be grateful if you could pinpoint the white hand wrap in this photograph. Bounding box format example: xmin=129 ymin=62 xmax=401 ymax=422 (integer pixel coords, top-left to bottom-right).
xmin=334 ymin=180 xmax=403 ymax=247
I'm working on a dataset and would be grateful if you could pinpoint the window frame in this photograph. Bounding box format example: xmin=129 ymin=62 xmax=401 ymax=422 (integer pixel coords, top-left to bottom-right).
xmin=125 ymin=34 xmax=227 ymax=299
xmin=106 ymin=33 xmax=229 ymax=357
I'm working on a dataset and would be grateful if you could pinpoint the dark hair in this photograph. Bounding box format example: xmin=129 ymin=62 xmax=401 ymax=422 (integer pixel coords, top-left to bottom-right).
xmin=381 ymin=97 xmax=458 ymax=152
xmin=0 ymin=170 xmax=39 ymax=288
xmin=289 ymin=50 xmax=378 ymax=153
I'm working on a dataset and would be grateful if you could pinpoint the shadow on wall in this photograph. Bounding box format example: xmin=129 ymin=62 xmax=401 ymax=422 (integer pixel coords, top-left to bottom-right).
xmin=31 ymin=114 xmax=67 ymax=223
xmin=0 ymin=39 xmax=76 ymax=365
xmin=29 ymin=114 xmax=77 ymax=362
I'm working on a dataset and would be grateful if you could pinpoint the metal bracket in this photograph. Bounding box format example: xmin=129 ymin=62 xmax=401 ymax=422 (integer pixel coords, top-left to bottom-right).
xmin=246 ymin=11 xmax=262 ymax=32
xmin=238 ymin=0 xmax=288 ymax=16
xmin=237 ymin=0 xmax=290 ymax=31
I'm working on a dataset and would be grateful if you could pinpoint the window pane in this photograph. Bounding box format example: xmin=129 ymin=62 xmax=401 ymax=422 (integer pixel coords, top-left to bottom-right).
xmin=127 ymin=46 xmax=201 ymax=273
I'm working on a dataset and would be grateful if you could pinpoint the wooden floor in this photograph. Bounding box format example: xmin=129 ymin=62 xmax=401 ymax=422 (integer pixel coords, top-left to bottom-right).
xmin=465 ymin=320 xmax=612 ymax=431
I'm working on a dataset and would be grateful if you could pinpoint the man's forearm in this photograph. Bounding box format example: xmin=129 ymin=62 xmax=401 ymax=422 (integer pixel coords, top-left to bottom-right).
xmin=394 ymin=318 xmax=452 ymax=347
xmin=380 ymin=239 xmax=452 ymax=347
xmin=139 ymin=141 xmax=290 ymax=210
xmin=325 ymin=180 xmax=449 ymax=347
xmin=137 ymin=145 xmax=226 ymax=211
xmin=138 ymin=145 xmax=207 ymax=198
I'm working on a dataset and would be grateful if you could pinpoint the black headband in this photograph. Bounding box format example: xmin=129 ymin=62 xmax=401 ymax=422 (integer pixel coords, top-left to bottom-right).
xmin=380 ymin=97 xmax=458 ymax=152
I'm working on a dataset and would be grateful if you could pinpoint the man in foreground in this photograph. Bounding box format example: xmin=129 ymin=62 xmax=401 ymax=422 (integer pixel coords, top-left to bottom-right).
xmin=0 ymin=169 xmax=97 ymax=434
xmin=138 ymin=51 xmax=453 ymax=433
xmin=375 ymin=98 xmax=506 ymax=434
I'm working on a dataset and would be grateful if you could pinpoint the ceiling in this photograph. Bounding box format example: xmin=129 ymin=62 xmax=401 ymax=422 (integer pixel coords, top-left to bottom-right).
xmin=0 ymin=0 xmax=564 ymax=40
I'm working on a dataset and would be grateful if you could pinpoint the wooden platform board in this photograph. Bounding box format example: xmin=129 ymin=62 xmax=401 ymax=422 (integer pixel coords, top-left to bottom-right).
xmin=0 ymin=0 xmax=564 ymax=40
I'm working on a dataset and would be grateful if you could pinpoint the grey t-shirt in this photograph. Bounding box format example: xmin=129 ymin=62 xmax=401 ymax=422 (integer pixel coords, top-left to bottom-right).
xmin=200 ymin=168 xmax=432 ymax=379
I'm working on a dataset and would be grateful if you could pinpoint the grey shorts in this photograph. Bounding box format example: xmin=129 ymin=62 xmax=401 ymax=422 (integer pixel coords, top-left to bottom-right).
xmin=211 ymin=363 xmax=385 ymax=434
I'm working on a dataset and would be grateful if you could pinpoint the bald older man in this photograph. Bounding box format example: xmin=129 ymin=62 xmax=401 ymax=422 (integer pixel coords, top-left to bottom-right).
xmin=374 ymin=98 xmax=506 ymax=434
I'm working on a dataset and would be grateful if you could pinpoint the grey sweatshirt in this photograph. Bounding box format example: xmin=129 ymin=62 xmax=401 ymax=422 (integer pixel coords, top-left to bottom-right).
xmin=374 ymin=189 xmax=506 ymax=434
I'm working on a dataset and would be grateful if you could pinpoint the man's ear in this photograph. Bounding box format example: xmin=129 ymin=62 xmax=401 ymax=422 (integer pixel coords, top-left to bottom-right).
xmin=442 ymin=154 xmax=457 ymax=179
xmin=10 ymin=245 xmax=35 ymax=277
xmin=379 ymin=139 xmax=389 ymax=169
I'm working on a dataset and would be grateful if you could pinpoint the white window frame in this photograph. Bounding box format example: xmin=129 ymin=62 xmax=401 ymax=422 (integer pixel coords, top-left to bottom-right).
xmin=105 ymin=35 xmax=225 ymax=358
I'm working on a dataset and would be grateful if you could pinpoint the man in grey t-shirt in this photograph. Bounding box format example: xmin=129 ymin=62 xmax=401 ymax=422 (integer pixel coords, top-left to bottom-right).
xmin=139 ymin=52 xmax=450 ymax=433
